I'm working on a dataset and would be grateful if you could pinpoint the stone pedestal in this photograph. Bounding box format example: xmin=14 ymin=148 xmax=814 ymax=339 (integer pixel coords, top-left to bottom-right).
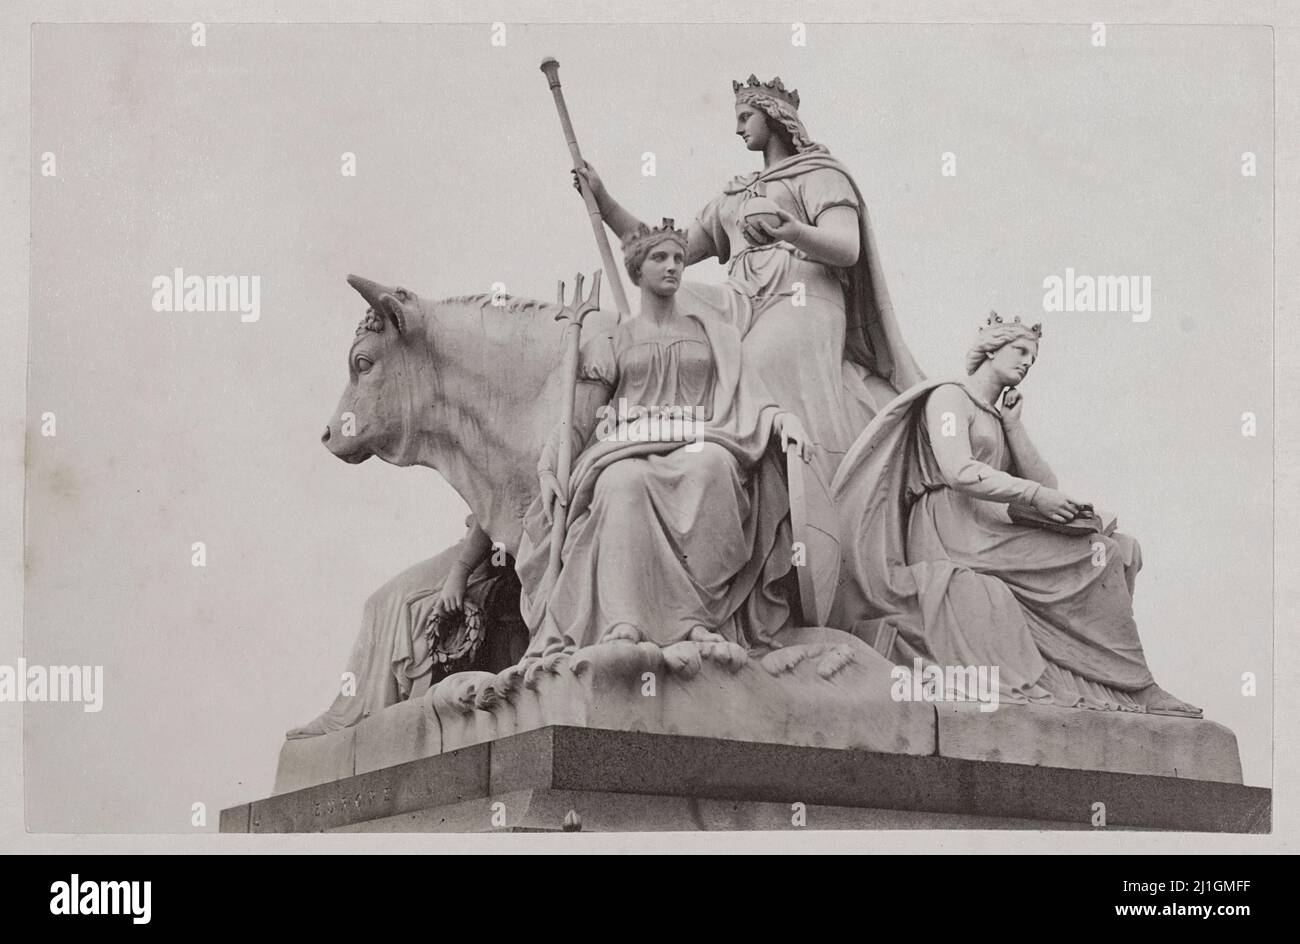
xmin=235 ymin=635 xmax=1261 ymax=833
xmin=223 ymin=726 xmax=1269 ymax=833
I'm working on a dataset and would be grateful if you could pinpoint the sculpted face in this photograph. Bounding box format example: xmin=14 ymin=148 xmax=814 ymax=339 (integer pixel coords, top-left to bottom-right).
xmin=987 ymin=338 xmax=1039 ymax=387
xmin=639 ymin=238 xmax=685 ymax=297
xmin=322 ymin=279 xmax=418 ymax=465
xmin=735 ymin=102 xmax=769 ymax=151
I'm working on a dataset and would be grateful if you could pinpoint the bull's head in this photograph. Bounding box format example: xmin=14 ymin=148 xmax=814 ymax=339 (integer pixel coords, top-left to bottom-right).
xmin=322 ymin=274 xmax=422 ymax=466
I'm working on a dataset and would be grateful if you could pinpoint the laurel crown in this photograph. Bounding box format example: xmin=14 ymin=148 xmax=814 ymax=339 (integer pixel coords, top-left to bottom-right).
xmin=732 ymin=74 xmax=800 ymax=110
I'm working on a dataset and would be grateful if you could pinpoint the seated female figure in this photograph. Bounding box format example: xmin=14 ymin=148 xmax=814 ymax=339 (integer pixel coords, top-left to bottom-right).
xmin=515 ymin=219 xmax=813 ymax=656
xmin=832 ymin=313 xmax=1201 ymax=715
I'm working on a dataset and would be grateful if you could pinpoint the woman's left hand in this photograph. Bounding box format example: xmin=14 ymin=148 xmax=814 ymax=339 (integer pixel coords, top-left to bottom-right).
xmin=776 ymin=412 xmax=815 ymax=463
xmin=743 ymin=207 xmax=802 ymax=246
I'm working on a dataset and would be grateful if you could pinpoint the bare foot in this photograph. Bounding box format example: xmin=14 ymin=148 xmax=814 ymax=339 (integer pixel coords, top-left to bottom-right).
xmin=760 ymin=647 xmax=809 ymax=676
xmin=662 ymin=641 xmax=702 ymax=678
xmin=814 ymin=644 xmax=856 ymax=679
xmin=599 ymin=622 xmax=642 ymax=644
xmin=687 ymin=626 xmax=728 ymax=645
xmin=688 ymin=626 xmax=747 ymax=671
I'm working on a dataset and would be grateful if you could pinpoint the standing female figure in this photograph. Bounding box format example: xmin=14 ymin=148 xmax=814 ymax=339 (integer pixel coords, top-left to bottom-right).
xmin=576 ymin=75 xmax=923 ymax=479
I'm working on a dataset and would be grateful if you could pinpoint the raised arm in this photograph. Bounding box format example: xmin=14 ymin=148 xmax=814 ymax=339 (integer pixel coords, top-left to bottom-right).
xmin=684 ymin=221 xmax=717 ymax=266
xmin=573 ymin=162 xmax=641 ymax=241
xmin=924 ymin=385 xmax=1043 ymax=504
xmin=575 ymin=163 xmax=715 ymax=266
xmin=1000 ymin=389 xmax=1058 ymax=488
xmin=925 ymin=385 xmax=1085 ymax=522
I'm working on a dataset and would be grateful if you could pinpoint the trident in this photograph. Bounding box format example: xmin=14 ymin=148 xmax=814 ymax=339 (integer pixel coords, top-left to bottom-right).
xmin=545 ymin=269 xmax=603 ymax=580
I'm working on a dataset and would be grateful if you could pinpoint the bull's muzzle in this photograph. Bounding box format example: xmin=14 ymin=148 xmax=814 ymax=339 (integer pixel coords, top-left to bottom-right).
xmin=321 ymin=420 xmax=371 ymax=463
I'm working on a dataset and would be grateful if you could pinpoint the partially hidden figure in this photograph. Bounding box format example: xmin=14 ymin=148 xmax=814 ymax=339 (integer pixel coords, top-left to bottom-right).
xmin=830 ymin=313 xmax=1203 ymax=716
xmin=575 ymin=75 xmax=924 ymax=479
xmin=514 ymin=219 xmax=815 ymax=658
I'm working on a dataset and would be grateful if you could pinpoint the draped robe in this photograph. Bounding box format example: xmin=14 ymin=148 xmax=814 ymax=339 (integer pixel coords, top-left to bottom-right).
xmin=515 ymin=314 xmax=795 ymax=653
xmin=679 ymin=146 xmax=925 ymax=479
xmin=831 ymin=380 xmax=1159 ymax=709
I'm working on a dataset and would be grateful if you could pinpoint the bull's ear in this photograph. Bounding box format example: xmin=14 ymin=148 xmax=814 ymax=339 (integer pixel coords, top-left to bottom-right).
xmin=379 ymin=293 xmax=406 ymax=334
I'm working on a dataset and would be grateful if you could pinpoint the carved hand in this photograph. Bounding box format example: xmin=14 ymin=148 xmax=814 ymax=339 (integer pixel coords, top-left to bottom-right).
xmin=1031 ymin=486 xmax=1088 ymax=524
xmin=775 ymin=411 xmax=815 ymax=463
xmin=539 ymin=469 xmax=567 ymax=526
xmin=434 ymin=561 xmax=470 ymax=616
xmin=571 ymin=161 xmax=607 ymax=206
xmin=1002 ymin=387 xmax=1024 ymax=423
xmin=743 ymin=207 xmax=802 ymax=246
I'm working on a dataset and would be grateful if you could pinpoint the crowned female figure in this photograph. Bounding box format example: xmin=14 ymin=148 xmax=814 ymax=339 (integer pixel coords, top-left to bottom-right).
xmin=515 ymin=220 xmax=814 ymax=656
xmin=575 ymin=76 xmax=923 ymax=480
xmin=830 ymin=314 xmax=1202 ymax=716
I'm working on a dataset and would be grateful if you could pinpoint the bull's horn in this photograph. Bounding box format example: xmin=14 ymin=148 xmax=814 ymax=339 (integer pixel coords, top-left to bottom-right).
xmin=347 ymin=274 xmax=393 ymax=311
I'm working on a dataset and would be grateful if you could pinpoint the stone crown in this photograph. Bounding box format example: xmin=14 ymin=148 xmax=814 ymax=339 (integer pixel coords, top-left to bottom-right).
xmin=622 ymin=218 xmax=690 ymax=259
xmin=983 ymin=310 xmax=1043 ymax=337
xmin=733 ymin=74 xmax=800 ymax=110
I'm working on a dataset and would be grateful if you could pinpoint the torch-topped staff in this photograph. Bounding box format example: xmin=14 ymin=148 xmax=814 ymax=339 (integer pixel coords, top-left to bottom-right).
xmin=545 ymin=269 xmax=603 ymax=582
xmin=539 ymin=57 xmax=631 ymax=323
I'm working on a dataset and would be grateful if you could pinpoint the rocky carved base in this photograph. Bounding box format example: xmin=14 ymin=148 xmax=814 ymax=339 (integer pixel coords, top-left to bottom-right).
xmin=267 ymin=628 xmax=1243 ymax=802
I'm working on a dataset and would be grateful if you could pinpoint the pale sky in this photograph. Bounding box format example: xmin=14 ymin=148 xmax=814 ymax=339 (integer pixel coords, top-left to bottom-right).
xmin=25 ymin=21 xmax=1272 ymax=830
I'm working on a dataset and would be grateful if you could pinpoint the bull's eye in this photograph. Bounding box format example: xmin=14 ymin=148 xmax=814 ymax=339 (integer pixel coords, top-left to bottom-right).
xmin=354 ymin=355 xmax=374 ymax=374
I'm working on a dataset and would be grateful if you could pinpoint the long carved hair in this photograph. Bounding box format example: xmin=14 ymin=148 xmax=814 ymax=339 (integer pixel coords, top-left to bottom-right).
xmin=748 ymin=95 xmax=817 ymax=153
